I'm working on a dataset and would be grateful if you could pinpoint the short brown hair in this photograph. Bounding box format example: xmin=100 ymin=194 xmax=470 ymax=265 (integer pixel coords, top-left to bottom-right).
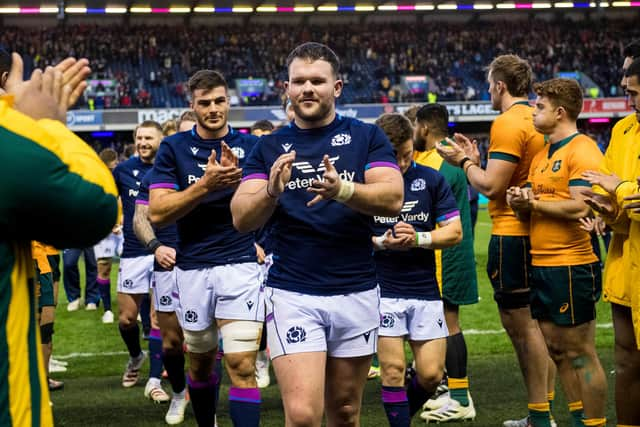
xmin=488 ymin=54 xmax=532 ymax=97
xmin=177 ymin=110 xmax=197 ymax=129
xmin=533 ymin=78 xmax=583 ymax=121
xmin=188 ymin=70 xmax=228 ymax=95
xmin=98 ymin=148 xmax=118 ymax=165
xmin=133 ymin=120 xmax=163 ymax=140
xmin=375 ymin=113 xmax=414 ymax=149
xmin=161 ymin=119 xmax=178 ymax=136
xmin=286 ymin=42 xmax=340 ymax=79
xmin=403 ymin=104 xmax=421 ymax=124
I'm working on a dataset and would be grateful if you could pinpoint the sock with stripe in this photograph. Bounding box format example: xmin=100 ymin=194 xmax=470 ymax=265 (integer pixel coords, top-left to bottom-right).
xmin=583 ymin=418 xmax=606 ymax=427
xmin=162 ymin=349 xmax=185 ymax=394
xmin=528 ymin=402 xmax=552 ymax=427
xmin=97 ymin=277 xmax=111 ymax=311
xmin=382 ymin=385 xmax=410 ymax=427
xmin=446 ymin=332 xmax=470 ymax=406
xmin=568 ymin=401 xmax=584 ymax=427
xmin=187 ymin=374 xmax=217 ymax=427
xmin=407 ymin=375 xmax=434 ymax=416
xmin=119 ymin=323 xmax=141 ymax=358
xmin=148 ymin=328 xmax=163 ymax=379
xmin=449 ymin=377 xmax=470 ymax=406
xmin=547 ymin=391 xmax=555 ymax=413
xmin=229 ymin=387 xmax=261 ymax=426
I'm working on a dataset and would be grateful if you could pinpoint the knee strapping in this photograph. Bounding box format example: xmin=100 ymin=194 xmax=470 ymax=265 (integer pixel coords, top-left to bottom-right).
xmin=184 ymin=325 xmax=218 ymax=353
xmin=40 ymin=323 xmax=54 ymax=344
xmin=220 ymin=321 xmax=262 ymax=353
xmin=494 ymin=290 xmax=531 ymax=310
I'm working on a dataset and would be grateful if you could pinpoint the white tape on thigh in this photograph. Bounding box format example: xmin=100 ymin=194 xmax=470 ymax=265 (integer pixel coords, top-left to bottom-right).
xmin=220 ymin=321 xmax=262 ymax=353
xmin=183 ymin=325 xmax=218 ymax=353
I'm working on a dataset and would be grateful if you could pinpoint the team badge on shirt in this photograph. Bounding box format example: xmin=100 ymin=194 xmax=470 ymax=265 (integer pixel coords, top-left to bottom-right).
xmin=231 ymin=146 xmax=245 ymax=159
xmin=331 ymin=133 xmax=352 ymax=147
xmin=410 ymin=178 xmax=426 ymax=192
xmin=552 ymin=160 xmax=562 ymax=172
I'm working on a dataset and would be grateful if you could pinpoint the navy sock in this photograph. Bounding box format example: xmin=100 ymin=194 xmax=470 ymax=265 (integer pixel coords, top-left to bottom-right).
xmin=140 ymin=294 xmax=151 ymax=331
xmin=214 ymin=350 xmax=223 ymax=410
xmin=229 ymin=387 xmax=261 ymax=427
xmin=188 ymin=374 xmax=217 ymax=427
xmin=382 ymin=385 xmax=411 ymax=427
xmin=148 ymin=328 xmax=163 ymax=379
xmin=407 ymin=376 xmax=434 ymax=416
xmin=97 ymin=278 xmax=111 ymax=311
xmin=163 ymin=350 xmax=186 ymax=394
xmin=119 ymin=323 xmax=141 ymax=358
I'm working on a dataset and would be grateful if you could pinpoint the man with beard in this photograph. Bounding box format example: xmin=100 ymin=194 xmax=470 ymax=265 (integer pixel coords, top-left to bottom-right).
xmin=231 ymin=42 xmax=404 ymax=427
xmin=436 ymin=55 xmax=553 ymax=427
xmin=115 ymin=120 xmax=169 ymax=403
xmin=149 ymin=70 xmax=262 ymax=427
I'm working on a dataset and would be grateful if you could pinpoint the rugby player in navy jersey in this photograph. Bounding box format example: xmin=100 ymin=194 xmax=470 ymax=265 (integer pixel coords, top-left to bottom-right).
xmin=114 ymin=120 xmax=170 ymax=402
xmin=373 ymin=113 xmax=465 ymax=426
xmin=134 ymin=174 xmax=187 ymax=424
xmin=148 ymin=70 xmax=262 ymax=427
xmin=231 ymin=42 xmax=404 ymax=427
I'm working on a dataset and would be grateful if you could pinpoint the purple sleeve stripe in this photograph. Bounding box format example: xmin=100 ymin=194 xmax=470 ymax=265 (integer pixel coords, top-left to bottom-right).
xmin=135 ymin=200 xmax=149 ymax=205
xmin=365 ymin=161 xmax=400 ymax=171
xmin=187 ymin=374 xmax=217 ymax=389
xmin=242 ymin=173 xmax=269 ymax=182
xmin=382 ymin=389 xmax=408 ymax=403
xmin=149 ymin=183 xmax=178 ymax=190
xmin=229 ymin=387 xmax=261 ymax=402
xmin=437 ymin=210 xmax=460 ymax=223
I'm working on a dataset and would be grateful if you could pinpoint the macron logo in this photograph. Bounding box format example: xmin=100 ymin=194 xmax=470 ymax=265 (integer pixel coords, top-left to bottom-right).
xmin=282 ymin=143 xmax=293 ymax=152
xmin=401 ymin=200 xmax=419 ymax=213
xmin=190 ymin=147 xmax=199 ymax=155
xmin=292 ymin=156 xmax=340 ymax=174
xmin=133 ymin=170 xmax=139 ymax=177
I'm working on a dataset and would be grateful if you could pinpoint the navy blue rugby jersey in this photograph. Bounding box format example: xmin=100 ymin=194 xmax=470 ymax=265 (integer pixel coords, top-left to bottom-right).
xmin=136 ymin=172 xmax=178 ymax=271
xmin=372 ymin=162 xmax=459 ymax=300
xmin=113 ymin=156 xmax=153 ymax=258
xmin=149 ymin=126 xmax=259 ymax=269
xmin=242 ymin=115 xmax=399 ymax=295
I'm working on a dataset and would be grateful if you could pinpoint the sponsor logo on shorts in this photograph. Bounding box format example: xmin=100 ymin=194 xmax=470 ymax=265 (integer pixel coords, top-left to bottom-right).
xmin=410 ymin=178 xmax=426 ymax=192
xmin=437 ymin=318 xmax=444 ymax=328
xmin=363 ymin=331 xmax=371 ymax=343
xmin=246 ymin=300 xmax=254 ymax=310
xmin=286 ymin=326 xmax=306 ymax=344
xmin=380 ymin=313 xmax=395 ymax=328
xmin=159 ymin=296 xmax=172 ymax=306
xmin=559 ymin=303 xmax=569 ymax=313
xmin=122 ymin=279 xmax=134 ymax=289
xmin=184 ymin=310 xmax=198 ymax=323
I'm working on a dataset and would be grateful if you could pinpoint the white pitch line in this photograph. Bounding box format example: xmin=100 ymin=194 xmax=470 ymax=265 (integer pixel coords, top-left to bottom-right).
xmin=464 ymin=322 xmax=612 ymax=336
xmin=54 ymin=324 xmax=614 ymax=360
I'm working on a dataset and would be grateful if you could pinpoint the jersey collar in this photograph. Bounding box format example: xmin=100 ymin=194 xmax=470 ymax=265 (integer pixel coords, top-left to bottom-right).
xmin=547 ymin=132 xmax=579 ymax=158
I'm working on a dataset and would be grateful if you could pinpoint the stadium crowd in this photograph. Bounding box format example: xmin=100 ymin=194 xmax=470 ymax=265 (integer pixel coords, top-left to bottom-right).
xmin=0 ymin=19 xmax=638 ymax=108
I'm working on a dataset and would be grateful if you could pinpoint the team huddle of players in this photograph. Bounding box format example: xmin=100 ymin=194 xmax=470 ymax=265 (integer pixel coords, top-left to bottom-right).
xmin=11 ymin=39 xmax=640 ymax=427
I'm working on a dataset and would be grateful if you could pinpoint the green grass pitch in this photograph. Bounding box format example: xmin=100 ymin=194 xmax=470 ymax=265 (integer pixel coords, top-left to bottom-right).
xmin=50 ymin=209 xmax=617 ymax=426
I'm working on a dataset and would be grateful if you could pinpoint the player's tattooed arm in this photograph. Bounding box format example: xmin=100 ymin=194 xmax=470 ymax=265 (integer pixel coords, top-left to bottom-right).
xmin=134 ymin=202 xmax=176 ymax=269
